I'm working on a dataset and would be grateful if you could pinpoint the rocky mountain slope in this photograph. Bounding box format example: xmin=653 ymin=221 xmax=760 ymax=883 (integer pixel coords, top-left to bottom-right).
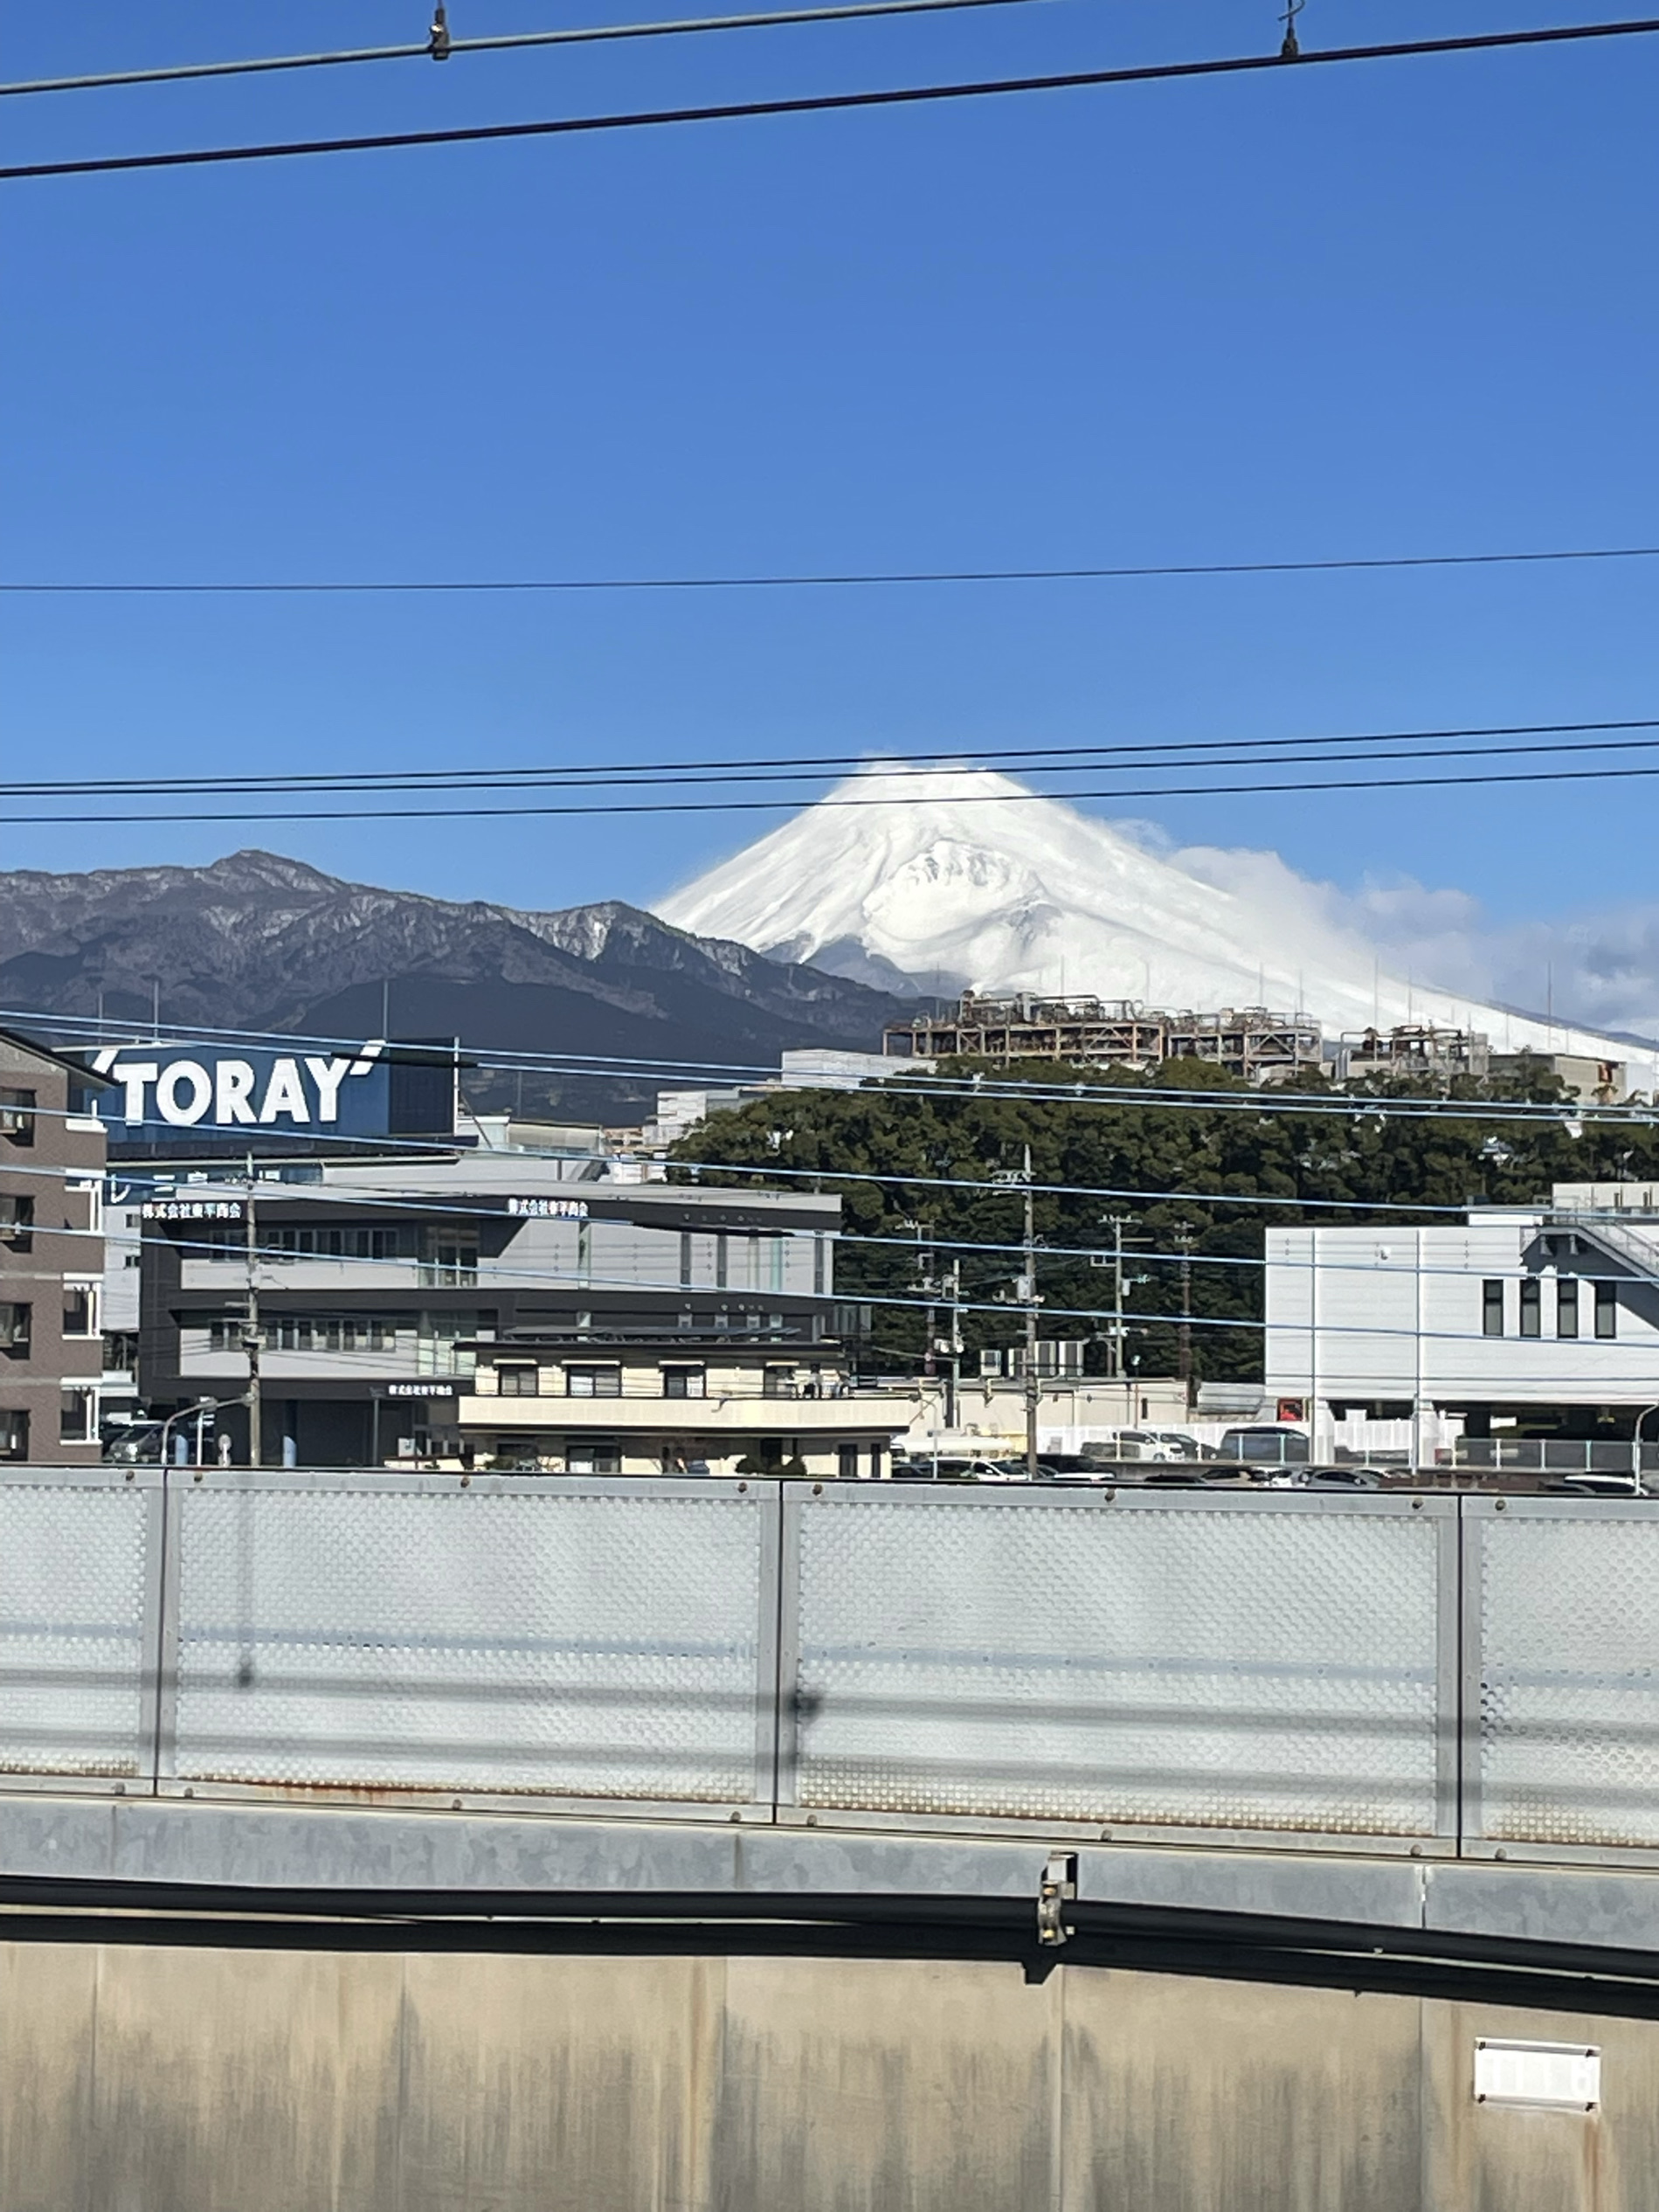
xmin=0 ymin=852 xmax=912 ymax=1115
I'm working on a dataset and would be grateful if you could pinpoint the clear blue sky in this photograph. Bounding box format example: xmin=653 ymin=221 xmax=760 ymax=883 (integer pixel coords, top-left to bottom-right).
xmin=3 ymin=0 xmax=1656 ymax=928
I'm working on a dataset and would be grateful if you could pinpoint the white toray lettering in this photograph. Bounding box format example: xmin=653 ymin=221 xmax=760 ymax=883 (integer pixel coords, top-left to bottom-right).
xmin=156 ymin=1061 xmax=213 ymax=1126
xmin=258 ymin=1059 xmax=311 ymax=1124
xmin=215 ymin=1060 xmax=258 ymax=1124
xmin=94 ymin=1042 xmax=383 ymax=1131
xmin=116 ymin=1062 xmax=159 ymax=1125
xmin=304 ymin=1055 xmax=354 ymax=1123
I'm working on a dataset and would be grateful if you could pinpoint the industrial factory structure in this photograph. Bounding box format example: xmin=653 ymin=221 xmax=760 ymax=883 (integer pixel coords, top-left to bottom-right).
xmin=881 ymin=992 xmax=1628 ymax=1098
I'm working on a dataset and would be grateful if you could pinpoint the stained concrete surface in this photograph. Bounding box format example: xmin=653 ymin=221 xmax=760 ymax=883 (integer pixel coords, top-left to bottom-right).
xmin=0 ymin=1943 xmax=1652 ymax=2212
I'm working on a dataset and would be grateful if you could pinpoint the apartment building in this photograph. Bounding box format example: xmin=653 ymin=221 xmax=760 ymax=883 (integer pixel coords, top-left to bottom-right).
xmin=459 ymin=1331 xmax=901 ymax=1477
xmin=0 ymin=1031 xmax=110 ymax=1464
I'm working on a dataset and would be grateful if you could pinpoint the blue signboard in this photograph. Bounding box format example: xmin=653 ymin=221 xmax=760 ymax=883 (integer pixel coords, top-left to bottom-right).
xmin=84 ymin=1040 xmax=454 ymax=1151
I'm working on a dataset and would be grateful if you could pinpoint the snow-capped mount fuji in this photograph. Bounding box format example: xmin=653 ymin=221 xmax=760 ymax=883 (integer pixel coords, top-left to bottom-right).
xmin=656 ymin=769 xmax=1646 ymax=1069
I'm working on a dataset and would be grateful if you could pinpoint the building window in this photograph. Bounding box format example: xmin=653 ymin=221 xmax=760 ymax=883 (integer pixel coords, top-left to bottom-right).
xmin=269 ymin=1224 xmax=406 ymax=1261
xmin=1595 ymin=1282 xmax=1618 ymax=1339
xmin=103 ymin=1331 xmax=139 ymax=1377
xmin=1557 ymin=1278 xmax=1579 ymax=1338
xmin=0 ymin=1303 xmax=31 ymax=1357
xmin=1519 ymin=1278 xmax=1541 ymax=1338
xmin=63 ymin=1284 xmax=99 ymax=1338
xmin=576 ymin=1222 xmax=592 ymax=1285
xmin=814 ymin=1234 xmax=828 ymax=1296
xmin=495 ymin=1362 xmax=540 ymax=1398
xmin=420 ymin=1229 xmax=478 ymax=1287
xmin=0 ymin=1192 xmax=33 ymax=1248
xmin=418 ymin=1310 xmax=494 ymax=1377
xmin=1482 ymin=1281 xmax=1504 ymax=1338
xmin=0 ymin=1089 xmax=37 ymax=1145
xmin=838 ymin=1443 xmax=858 ymax=1482
xmin=271 ymin=1315 xmax=396 ymax=1353
xmin=0 ymin=1409 xmax=27 ymax=1460
xmin=679 ymin=1231 xmax=694 ymax=1289
xmin=661 ymin=1365 xmax=705 ymax=1400
xmin=565 ymin=1365 xmax=621 ymax=1398
xmin=715 ymin=1234 xmax=729 ymax=1290
xmin=564 ymin=1438 xmax=620 ymax=1474
xmin=763 ymin=1365 xmax=796 ymax=1399
xmin=59 ymin=1389 xmax=94 ymax=1445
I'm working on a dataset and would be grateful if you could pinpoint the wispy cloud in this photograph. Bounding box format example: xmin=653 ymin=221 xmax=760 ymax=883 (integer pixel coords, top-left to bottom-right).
xmin=1155 ymin=830 xmax=1659 ymax=1042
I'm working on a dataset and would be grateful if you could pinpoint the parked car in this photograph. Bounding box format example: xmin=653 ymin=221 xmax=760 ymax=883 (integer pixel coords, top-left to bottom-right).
xmin=1138 ymin=1429 xmax=1217 ymax=1462
xmin=1217 ymin=1425 xmax=1311 ymax=1468
xmin=1035 ymin=1454 xmax=1111 ymax=1482
xmin=1088 ymin=1429 xmax=1183 ymax=1462
xmin=890 ymin=1455 xmax=1029 ymax=1483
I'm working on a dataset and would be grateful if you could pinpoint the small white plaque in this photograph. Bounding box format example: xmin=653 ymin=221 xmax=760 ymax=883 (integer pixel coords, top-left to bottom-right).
xmin=1474 ymin=2039 xmax=1600 ymax=2110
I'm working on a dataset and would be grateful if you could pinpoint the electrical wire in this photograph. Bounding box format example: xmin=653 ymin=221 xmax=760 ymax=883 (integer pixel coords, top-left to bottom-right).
xmin=8 ymin=541 xmax=1659 ymax=593
xmin=6 ymin=18 xmax=1659 ymax=183
xmin=9 ymin=1006 xmax=1653 ymax=1123
xmin=0 ymin=0 xmax=1080 ymax=99
xmin=21 ymin=1198 xmax=1616 ymax=1351
xmin=19 ymin=750 xmax=1659 ymax=824
xmin=6 ymin=719 xmax=1659 ymax=804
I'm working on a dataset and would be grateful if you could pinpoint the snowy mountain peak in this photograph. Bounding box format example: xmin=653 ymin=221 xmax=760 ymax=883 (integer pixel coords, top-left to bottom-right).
xmin=656 ymin=767 xmax=1645 ymax=1068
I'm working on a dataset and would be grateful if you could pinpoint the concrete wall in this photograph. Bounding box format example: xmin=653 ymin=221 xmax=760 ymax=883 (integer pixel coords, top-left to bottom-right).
xmin=0 ymin=1943 xmax=1653 ymax=2212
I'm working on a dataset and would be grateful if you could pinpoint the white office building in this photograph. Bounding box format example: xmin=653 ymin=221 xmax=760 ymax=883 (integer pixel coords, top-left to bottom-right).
xmin=1265 ymin=1185 xmax=1659 ymax=1469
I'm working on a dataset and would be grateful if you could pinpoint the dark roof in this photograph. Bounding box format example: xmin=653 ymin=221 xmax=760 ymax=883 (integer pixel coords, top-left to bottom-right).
xmin=0 ymin=1027 xmax=116 ymax=1085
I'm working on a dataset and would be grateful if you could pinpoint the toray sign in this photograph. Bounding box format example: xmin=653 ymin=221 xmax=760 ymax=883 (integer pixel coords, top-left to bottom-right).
xmin=91 ymin=1040 xmax=389 ymax=1137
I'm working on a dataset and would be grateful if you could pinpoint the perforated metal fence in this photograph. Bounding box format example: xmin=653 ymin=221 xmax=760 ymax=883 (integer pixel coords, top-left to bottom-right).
xmin=0 ymin=1470 xmax=1655 ymax=1860
xmin=781 ymin=1487 xmax=1458 ymax=1843
xmin=161 ymin=1472 xmax=778 ymax=1810
xmin=0 ymin=1469 xmax=160 ymax=1782
xmin=1468 ymin=1497 xmax=1659 ymax=1853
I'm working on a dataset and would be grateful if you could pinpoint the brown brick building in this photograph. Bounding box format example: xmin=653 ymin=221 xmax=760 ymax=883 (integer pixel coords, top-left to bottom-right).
xmin=0 ymin=1031 xmax=109 ymax=1466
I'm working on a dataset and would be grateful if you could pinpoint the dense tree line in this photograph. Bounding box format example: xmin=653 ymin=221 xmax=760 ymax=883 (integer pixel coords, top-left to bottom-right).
xmin=669 ymin=1058 xmax=1658 ymax=1381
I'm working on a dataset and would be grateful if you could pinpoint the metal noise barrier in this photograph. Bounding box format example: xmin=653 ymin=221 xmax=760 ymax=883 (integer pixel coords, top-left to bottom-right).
xmin=0 ymin=1469 xmax=1655 ymax=1859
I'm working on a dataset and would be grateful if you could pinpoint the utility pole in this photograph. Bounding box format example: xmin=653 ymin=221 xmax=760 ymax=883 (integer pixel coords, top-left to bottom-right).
xmin=916 ymin=1221 xmax=937 ymax=1379
xmin=1021 ymin=1146 xmax=1040 ymax=1481
xmin=1172 ymin=1224 xmax=1197 ymax=1401
xmin=992 ymin=1150 xmax=1042 ymax=1477
xmin=1101 ymin=1211 xmax=1134 ymax=1379
xmin=944 ymin=1256 xmax=962 ymax=1432
xmin=242 ymin=1155 xmax=262 ymax=1467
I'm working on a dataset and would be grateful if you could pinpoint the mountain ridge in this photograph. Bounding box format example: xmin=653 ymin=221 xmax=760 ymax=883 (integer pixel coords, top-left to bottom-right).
xmin=0 ymin=852 xmax=915 ymax=1116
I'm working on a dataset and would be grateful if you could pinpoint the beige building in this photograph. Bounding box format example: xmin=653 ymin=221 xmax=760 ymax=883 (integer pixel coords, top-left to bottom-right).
xmin=457 ymin=1336 xmax=908 ymax=1477
xmin=0 ymin=1031 xmax=110 ymax=1465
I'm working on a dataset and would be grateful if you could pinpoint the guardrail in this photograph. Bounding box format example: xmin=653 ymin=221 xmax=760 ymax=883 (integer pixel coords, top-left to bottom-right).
xmin=0 ymin=1469 xmax=1653 ymax=1862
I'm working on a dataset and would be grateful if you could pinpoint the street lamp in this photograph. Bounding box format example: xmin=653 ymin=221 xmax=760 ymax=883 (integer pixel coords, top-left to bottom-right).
xmin=158 ymin=1395 xmax=241 ymax=1468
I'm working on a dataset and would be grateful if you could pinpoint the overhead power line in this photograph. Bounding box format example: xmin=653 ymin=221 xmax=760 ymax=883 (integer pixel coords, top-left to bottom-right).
xmin=9 ymin=1010 xmax=1653 ymax=1130
xmin=0 ymin=0 xmax=1075 ymax=98
xmin=6 ymin=17 xmax=1659 ymax=183
xmin=7 ymin=542 xmax=1659 ymax=593
xmin=1 ymin=718 xmax=1655 ymax=802
xmin=3 ymin=716 xmax=1659 ymax=805
xmin=16 ymin=748 xmax=1659 ymax=822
